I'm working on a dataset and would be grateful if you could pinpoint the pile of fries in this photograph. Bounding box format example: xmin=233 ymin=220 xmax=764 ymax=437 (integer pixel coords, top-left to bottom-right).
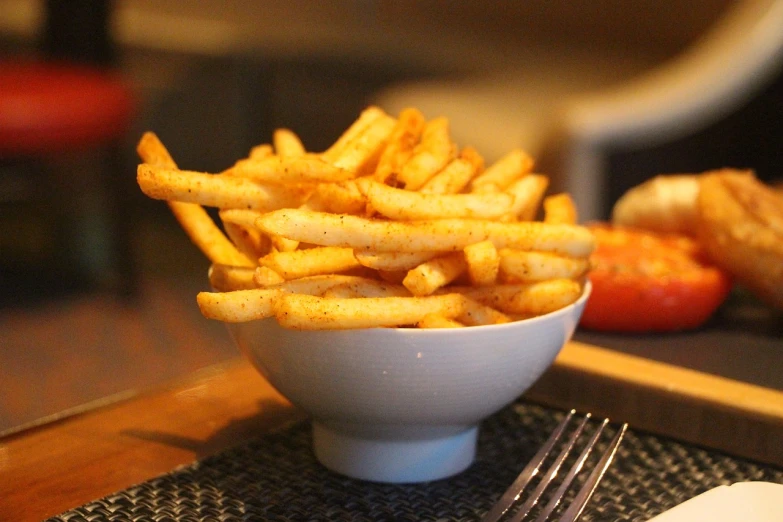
xmin=136 ymin=107 xmax=594 ymax=330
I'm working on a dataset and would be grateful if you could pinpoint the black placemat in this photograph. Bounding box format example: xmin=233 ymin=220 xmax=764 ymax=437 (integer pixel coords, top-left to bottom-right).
xmin=49 ymin=401 xmax=783 ymax=521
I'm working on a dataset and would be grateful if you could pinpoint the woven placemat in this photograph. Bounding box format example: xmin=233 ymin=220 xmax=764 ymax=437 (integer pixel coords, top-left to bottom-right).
xmin=49 ymin=401 xmax=782 ymax=521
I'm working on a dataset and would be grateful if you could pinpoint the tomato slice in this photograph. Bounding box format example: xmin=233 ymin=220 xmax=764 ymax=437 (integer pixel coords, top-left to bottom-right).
xmin=580 ymin=223 xmax=732 ymax=332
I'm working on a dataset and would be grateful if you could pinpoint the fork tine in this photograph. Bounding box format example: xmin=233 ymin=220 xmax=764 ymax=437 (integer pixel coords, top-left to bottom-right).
xmin=532 ymin=419 xmax=608 ymax=522
xmin=480 ymin=410 xmax=575 ymax=522
xmin=505 ymin=414 xmax=591 ymax=522
xmin=556 ymin=423 xmax=628 ymax=522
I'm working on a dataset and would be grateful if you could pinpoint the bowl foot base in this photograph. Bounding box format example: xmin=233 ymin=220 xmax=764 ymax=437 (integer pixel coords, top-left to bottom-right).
xmin=312 ymin=422 xmax=478 ymax=483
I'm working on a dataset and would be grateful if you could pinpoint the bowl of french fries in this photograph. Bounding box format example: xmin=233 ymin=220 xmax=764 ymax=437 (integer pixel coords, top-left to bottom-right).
xmin=136 ymin=106 xmax=594 ymax=483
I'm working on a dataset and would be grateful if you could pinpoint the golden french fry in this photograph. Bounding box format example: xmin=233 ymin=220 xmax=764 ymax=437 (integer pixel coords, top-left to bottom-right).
xmin=137 ymin=164 xmax=310 ymax=211
xmin=464 ymin=240 xmax=499 ymax=286
xmin=398 ymin=117 xmax=455 ymax=190
xmin=354 ymin=250 xmax=439 ymax=271
xmin=456 ymin=295 xmax=511 ymax=326
xmin=254 ymin=266 xmax=286 ymax=286
xmin=274 ymin=293 xmax=465 ymax=329
xmin=374 ymin=107 xmax=426 ymax=183
xmin=417 ymin=314 xmax=465 ymax=328
xmin=223 ymin=221 xmax=265 ymax=260
xmin=256 ymin=209 xmax=595 ymax=257
xmin=543 ymin=193 xmax=578 ymax=224
xmin=259 ymin=247 xmax=360 ymax=279
xmin=208 ymin=264 xmax=258 ymax=291
xmin=311 ymin=180 xmax=367 ymax=215
xmin=196 ymin=288 xmax=283 ymax=322
xmin=499 ymin=249 xmax=590 ymax=282
xmin=273 ymin=128 xmax=306 ymax=157
xmin=270 ymin=235 xmax=300 ymax=253
xmin=329 ymin=113 xmax=397 ymax=175
xmin=365 ymin=179 xmax=513 ymax=220
xmin=420 ymin=157 xmax=476 ymax=194
xmin=454 ymin=279 xmax=583 ymax=315
xmin=266 ymin=274 xmax=377 ymax=296
xmin=506 ymin=174 xmax=550 ymax=220
xmin=248 ymin=143 xmax=273 ymax=160
xmin=231 ymin=155 xmax=352 ymax=183
xmin=136 ymin=133 xmax=254 ymax=267
xmin=403 ymin=252 xmax=467 ymax=296
xmin=322 ymin=279 xmax=411 ymax=298
xmin=458 ymin=146 xmax=485 ymax=175
xmin=322 ymin=106 xmax=386 ymax=162
xmin=471 ymin=149 xmax=534 ymax=192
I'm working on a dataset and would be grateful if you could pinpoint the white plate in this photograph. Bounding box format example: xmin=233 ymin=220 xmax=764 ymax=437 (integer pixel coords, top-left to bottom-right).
xmin=647 ymin=482 xmax=783 ymax=521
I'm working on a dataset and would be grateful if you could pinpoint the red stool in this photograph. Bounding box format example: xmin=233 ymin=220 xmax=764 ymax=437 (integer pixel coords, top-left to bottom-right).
xmin=0 ymin=59 xmax=136 ymax=299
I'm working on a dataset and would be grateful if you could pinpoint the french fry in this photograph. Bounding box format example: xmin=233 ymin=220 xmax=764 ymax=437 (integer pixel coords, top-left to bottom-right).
xmin=458 ymin=146 xmax=485 ymax=175
xmin=256 ymin=209 xmax=596 ymax=257
xmin=259 ymin=246 xmax=360 ymax=279
xmin=223 ymin=221 xmax=266 ymax=260
xmin=365 ymin=179 xmax=514 ymax=220
xmin=254 ymin=266 xmax=285 ymax=286
xmin=499 ymin=249 xmax=590 ymax=282
xmin=273 ymin=128 xmax=306 ymax=157
xmin=398 ymin=117 xmax=455 ymax=190
xmin=321 ymin=279 xmax=411 ymax=298
xmin=454 ymin=279 xmax=583 ymax=316
xmin=136 ymin=133 xmax=254 ymax=267
xmin=543 ymin=193 xmax=578 ymax=224
xmin=374 ymin=107 xmax=426 ymax=183
xmin=197 ymin=288 xmax=283 ymax=322
xmin=329 ymin=113 xmax=397 ymax=175
xmin=420 ymin=157 xmax=476 ymax=195
xmin=274 ymin=293 xmax=466 ymax=329
xmin=456 ymin=295 xmax=512 ymax=326
xmin=322 ymin=106 xmax=386 ymax=162
xmin=403 ymin=252 xmax=467 ymax=296
xmin=137 ymin=164 xmax=310 ymax=211
xmin=464 ymin=240 xmax=499 ymax=286
xmin=271 ymin=274 xmax=382 ymax=296
xmin=311 ymin=180 xmax=367 ymax=215
xmin=354 ymin=251 xmax=439 ymax=271
xmin=231 ymin=155 xmax=352 ymax=183
xmin=270 ymin=235 xmax=300 ymax=253
xmin=506 ymin=174 xmax=550 ymax=220
xmin=248 ymin=143 xmax=273 ymax=160
xmin=471 ymin=149 xmax=534 ymax=192
xmin=208 ymin=264 xmax=258 ymax=291
xmin=417 ymin=314 xmax=465 ymax=328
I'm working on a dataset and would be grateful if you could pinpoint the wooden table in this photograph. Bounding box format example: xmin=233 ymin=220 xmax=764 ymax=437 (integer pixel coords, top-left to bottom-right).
xmin=2 ymin=341 xmax=782 ymax=521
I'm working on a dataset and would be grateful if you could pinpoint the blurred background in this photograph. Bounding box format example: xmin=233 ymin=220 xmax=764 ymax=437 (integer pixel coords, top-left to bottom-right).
xmin=1 ymin=0 xmax=782 ymax=434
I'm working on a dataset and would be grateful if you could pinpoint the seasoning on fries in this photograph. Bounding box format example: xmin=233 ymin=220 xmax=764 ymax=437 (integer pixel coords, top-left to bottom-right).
xmin=136 ymin=106 xmax=595 ymax=330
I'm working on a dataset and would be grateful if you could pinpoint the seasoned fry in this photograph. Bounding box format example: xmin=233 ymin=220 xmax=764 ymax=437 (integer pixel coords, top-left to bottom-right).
xmin=506 ymin=174 xmax=550 ymax=220
xmin=499 ymin=249 xmax=590 ymax=282
xmin=256 ymin=209 xmax=595 ymax=256
xmin=417 ymin=314 xmax=465 ymax=328
xmin=254 ymin=266 xmax=286 ymax=286
xmin=403 ymin=252 xmax=467 ymax=296
xmin=365 ymin=179 xmax=513 ymax=220
xmin=354 ymin=251 xmax=439 ymax=271
xmin=322 ymin=106 xmax=386 ymax=162
xmin=464 ymin=240 xmax=499 ymax=286
xmin=374 ymin=107 xmax=426 ymax=183
xmin=259 ymin=246 xmax=360 ymax=279
xmin=398 ymin=117 xmax=455 ymax=190
xmin=543 ymin=193 xmax=578 ymax=224
xmin=231 ymin=155 xmax=352 ymax=183
xmin=273 ymin=128 xmax=306 ymax=157
xmin=138 ymin=108 xmax=592 ymax=329
xmin=454 ymin=279 xmax=583 ymax=315
xmin=420 ymin=157 xmax=476 ymax=195
xmin=471 ymin=149 xmax=534 ymax=192
xmin=137 ymin=164 xmax=309 ymax=211
xmin=136 ymin=133 xmax=254 ymax=267
xmin=197 ymin=288 xmax=283 ymax=322
xmin=208 ymin=264 xmax=258 ymax=292
xmin=274 ymin=293 xmax=465 ymax=329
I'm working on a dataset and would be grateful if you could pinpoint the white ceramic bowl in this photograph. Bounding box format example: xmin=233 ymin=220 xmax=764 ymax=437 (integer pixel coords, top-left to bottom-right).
xmin=227 ymin=282 xmax=591 ymax=483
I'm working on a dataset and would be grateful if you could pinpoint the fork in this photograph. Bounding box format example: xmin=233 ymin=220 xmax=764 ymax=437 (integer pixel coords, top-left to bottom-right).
xmin=481 ymin=410 xmax=627 ymax=522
